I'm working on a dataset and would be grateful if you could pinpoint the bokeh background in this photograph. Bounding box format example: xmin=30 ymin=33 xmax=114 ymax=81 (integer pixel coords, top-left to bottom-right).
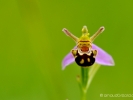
xmin=0 ymin=0 xmax=133 ymax=100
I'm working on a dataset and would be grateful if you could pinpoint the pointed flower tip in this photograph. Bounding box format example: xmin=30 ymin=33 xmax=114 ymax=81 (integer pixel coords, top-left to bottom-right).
xmin=100 ymin=26 xmax=105 ymax=32
xmin=107 ymin=56 xmax=115 ymax=66
xmin=83 ymin=25 xmax=87 ymax=29
xmin=62 ymin=28 xmax=66 ymax=32
xmin=62 ymin=62 xmax=66 ymax=70
xmin=103 ymin=56 xmax=115 ymax=66
xmin=62 ymin=28 xmax=70 ymax=36
xmin=62 ymin=65 xmax=65 ymax=70
xmin=62 ymin=61 xmax=67 ymax=70
xmin=82 ymin=25 xmax=88 ymax=33
xmin=104 ymin=52 xmax=115 ymax=66
xmin=100 ymin=26 xmax=105 ymax=29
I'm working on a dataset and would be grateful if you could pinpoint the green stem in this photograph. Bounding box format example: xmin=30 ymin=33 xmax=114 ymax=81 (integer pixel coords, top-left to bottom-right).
xmin=78 ymin=64 xmax=101 ymax=100
xmin=81 ymin=67 xmax=89 ymax=100
xmin=81 ymin=90 xmax=86 ymax=100
xmin=81 ymin=67 xmax=89 ymax=88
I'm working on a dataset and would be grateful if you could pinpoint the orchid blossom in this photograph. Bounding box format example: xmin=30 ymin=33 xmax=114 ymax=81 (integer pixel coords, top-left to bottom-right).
xmin=61 ymin=26 xmax=115 ymax=100
xmin=62 ymin=26 xmax=114 ymax=70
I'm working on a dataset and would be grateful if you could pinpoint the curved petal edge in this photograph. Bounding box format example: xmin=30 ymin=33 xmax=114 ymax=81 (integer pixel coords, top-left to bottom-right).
xmin=62 ymin=52 xmax=75 ymax=70
xmin=92 ymin=44 xmax=115 ymax=66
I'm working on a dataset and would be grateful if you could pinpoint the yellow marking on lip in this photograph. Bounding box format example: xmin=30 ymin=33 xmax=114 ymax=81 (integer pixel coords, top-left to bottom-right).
xmin=87 ymin=58 xmax=90 ymax=62
xmin=80 ymin=59 xmax=84 ymax=64
xmin=71 ymin=49 xmax=77 ymax=57
xmin=92 ymin=50 xmax=97 ymax=58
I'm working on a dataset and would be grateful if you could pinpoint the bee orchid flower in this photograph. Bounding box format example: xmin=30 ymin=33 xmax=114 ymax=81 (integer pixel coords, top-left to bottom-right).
xmin=62 ymin=26 xmax=115 ymax=100
xmin=62 ymin=26 xmax=114 ymax=70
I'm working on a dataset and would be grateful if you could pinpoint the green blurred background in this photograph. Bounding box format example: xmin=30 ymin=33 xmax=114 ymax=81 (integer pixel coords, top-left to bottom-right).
xmin=0 ymin=0 xmax=133 ymax=100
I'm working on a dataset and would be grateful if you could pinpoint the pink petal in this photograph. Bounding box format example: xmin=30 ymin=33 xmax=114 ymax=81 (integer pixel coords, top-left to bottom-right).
xmin=62 ymin=52 xmax=75 ymax=70
xmin=62 ymin=44 xmax=115 ymax=70
xmin=92 ymin=44 xmax=115 ymax=66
